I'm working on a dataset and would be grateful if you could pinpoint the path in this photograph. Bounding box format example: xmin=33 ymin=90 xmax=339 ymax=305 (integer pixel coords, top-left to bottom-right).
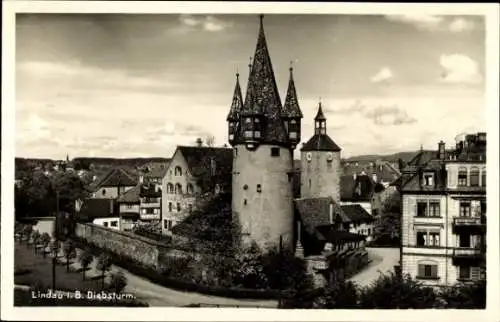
xmin=73 ymin=249 xmax=277 ymax=308
xmin=349 ymin=247 xmax=399 ymax=287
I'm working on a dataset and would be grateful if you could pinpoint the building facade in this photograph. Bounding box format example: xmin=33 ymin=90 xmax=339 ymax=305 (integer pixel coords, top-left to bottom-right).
xmin=227 ymin=15 xmax=302 ymax=251
xmin=401 ymin=132 xmax=486 ymax=286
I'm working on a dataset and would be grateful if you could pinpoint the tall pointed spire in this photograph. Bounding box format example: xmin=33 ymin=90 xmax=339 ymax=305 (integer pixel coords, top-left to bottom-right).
xmin=314 ymin=101 xmax=326 ymax=121
xmin=238 ymin=14 xmax=288 ymax=145
xmin=227 ymin=72 xmax=243 ymax=121
xmin=282 ymin=62 xmax=303 ymax=118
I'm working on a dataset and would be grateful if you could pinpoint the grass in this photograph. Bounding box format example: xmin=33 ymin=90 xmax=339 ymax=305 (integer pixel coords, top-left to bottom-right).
xmin=13 ymin=242 xmax=147 ymax=307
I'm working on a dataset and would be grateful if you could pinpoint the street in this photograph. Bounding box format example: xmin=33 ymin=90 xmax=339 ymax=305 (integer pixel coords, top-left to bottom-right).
xmin=349 ymin=247 xmax=400 ymax=287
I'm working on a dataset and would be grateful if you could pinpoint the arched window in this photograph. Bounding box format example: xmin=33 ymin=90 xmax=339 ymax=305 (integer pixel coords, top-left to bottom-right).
xmin=458 ymin=167 xmax=468 ymax=186
xmin=175 ymin=183 xmax=183 ymax=194
xmin=470 ymin=166 xmax=480 ymax=186
xmin=481 ymin=168 xmax=486 ymax=187
xmin=174 ymin=166 xmax=182 ymax=176
xmin=167 ymin=183 xmax=174 ymax=194
xmin=186 ymin=183 xmax=194 ymax=195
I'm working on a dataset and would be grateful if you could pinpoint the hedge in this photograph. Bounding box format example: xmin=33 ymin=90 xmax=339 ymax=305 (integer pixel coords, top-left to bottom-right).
xmin=72 ymin=237 xmax=291 ymax=301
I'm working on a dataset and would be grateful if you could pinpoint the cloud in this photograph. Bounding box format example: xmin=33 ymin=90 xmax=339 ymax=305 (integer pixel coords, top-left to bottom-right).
xmin=370 ymin=67 xmax=393 ymax=83
xmin=385 ymin=14 xmax=444 ymax=31
xmin=439 ymin=54 xmax=483 ymax=84
xmin=178 ymin=14 xmax=231 ymax=32
xmin=385 ymin=15 xmax=476 ymax=33
xmin=364 ymin=105 xmax=417 ymax=126
xmin=448 ymin=18 xmax=475 ymax=33
xmin=325 ymin=100 xmax=367 ymax=115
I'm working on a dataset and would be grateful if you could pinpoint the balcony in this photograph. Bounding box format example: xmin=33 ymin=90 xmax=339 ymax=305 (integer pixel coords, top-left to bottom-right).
xmin=139 ymin=214 xmax=161 ymax=221
xmin=452 ymin=247 xmax=485 ymax=265
xmin=453 ymin=216 xmax=486 ymax=233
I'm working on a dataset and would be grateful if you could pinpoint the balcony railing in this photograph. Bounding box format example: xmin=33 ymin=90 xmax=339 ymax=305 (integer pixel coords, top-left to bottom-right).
xmin=453 ymin=216 xmax=484 ymax=227
xmin=452 ymin=247 xmax=484 ymax=259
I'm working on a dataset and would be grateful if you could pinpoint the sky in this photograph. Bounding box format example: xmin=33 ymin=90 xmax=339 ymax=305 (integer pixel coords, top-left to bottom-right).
xmin=15 ymin=13 xmax=486 ymax=159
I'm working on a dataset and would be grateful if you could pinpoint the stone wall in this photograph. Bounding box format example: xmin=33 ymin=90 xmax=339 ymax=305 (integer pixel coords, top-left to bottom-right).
xmin=75 ymin=222 xmax=193 ymax=270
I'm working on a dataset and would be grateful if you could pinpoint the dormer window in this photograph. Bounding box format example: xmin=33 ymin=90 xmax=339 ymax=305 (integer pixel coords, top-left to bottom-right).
xmin=423 ymin=172 xmax=434 ymax=186
xmin=243 ymin=117 xmax=261 ymax=140
xmin=288 ymin=119 xmax=299 ymax=140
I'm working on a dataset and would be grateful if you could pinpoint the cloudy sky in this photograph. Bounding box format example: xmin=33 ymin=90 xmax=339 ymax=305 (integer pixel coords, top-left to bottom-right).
xmin=16 ymin=13 xmax=486 ymax=159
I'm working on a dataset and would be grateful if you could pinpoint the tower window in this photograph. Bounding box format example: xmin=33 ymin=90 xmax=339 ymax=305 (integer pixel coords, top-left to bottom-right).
xmin=257 ymin=184 xmax=262 ymax=193
xmin=271 ymin=147 xmax=280 ymax=157
xmin=243 ymin=184 xmax=248 ymax=190
xmin=244 ymin=199 xmax=247 ymax=206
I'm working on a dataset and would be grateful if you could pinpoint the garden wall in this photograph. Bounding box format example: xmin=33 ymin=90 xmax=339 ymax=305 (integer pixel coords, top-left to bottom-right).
xmin=74 ymin=223 xmax=191 ymax=270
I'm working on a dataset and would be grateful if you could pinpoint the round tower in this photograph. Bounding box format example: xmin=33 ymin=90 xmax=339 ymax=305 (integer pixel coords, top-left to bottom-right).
xmin=300 ymin=101 xmax=342 ymax=202
xmin=227 ymin=15 xmax=302 ymax=252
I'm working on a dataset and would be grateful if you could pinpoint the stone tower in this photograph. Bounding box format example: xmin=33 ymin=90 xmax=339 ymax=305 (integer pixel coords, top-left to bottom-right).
xmin=227 ymin=15 xmax=303 ymax=252
xmin=300 ymin=102 xmax=342 ymax=202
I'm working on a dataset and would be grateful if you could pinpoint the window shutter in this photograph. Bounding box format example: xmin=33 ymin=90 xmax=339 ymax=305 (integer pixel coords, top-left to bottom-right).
xmin=471 ymin=267 xmax=480 ymax=280
xmin=431 ymin=265 xmax=438 ymax=277
xmin=418 ymin=264 xmax=424 ymax=276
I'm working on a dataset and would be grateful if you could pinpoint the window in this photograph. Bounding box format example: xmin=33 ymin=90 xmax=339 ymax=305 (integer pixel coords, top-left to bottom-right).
xmin=243 ymin=184 xmax=248 ymax=190
xmin=429 ymin=201 xmax=440 ymax=217
xmin=127 ymin=204 xmax=133 ymax=209
xmin=174 ymin=166 xmax=182 ymax=176
xmin=168 ymin=202 xmax=172 ymax=212
xmin=234 ymin=148 xmax=238 ymax=158
xmin=480 ymin=200 xmax=486 ymax=216
xmin=424 ymin=172 xmax=434 ymax=186
xmin=186 ymin=183 xmax=194 ymax=195
xmin=459 ymin=201 xmax=471 ymax=217
xmin=177 ymin=203 xmax=181 ymax=212
xmin=256 ymin=184 xmax=262 ymax=193
xmin=429 ymin=232 xmax=440 ymax=246
xmin=271 ymin=147 xmax=280 ymax=157
xmin=175 ymin=183 xmax=182 ymax=194
xmin=102 ymin=189 xmax=107 ymax=196
xmin=481 ymin=168 xmax=486 ymax=187
xmin=418 ymin=264 xmax=438 ymax=279
xmin=367 ymin=228 xmax=371 ymax=235
xmin=110 ymin=221 xmax=118 ymax=227
xmin=459 ymin=266 xmax=471 ymax=280
xmin=164 ymin=220 xmax=173 ymax=230
xmin=458 ymin=167 xmax=468 ymax=186
xmin=167 ymin=183 xmax=174 ymax=194
xmin=416 ymin=231 xmax=426 ymax=246
xmin=244 ymin=199 xmax=247 ymax=206
xmin=470 ymin=167 xmax=480 ymax=186
xmin=145 ymin=208 xmax=154 ymax=214
xmin=458 ymin=233 xmax=471 ymax=247
xmin=103 ymin=222 xmax=109 ymax=227
xmin=417 ymin=202 xmax=428 ymax=217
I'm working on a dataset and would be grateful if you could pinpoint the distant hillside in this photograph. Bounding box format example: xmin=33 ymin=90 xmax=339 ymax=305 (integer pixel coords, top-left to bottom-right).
xmin=345 ymin=150 xmax=433 ymax=163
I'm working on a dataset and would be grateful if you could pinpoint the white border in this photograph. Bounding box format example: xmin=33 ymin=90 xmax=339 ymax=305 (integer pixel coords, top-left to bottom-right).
xmin=2 ymin=2 xmax=499 ymax=321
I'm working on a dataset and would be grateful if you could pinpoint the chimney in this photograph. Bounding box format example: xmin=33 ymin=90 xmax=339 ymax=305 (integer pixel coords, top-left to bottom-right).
xmin=329 ymin=202 xmax=334 ymax=224
xmin=438 ymin=140 xmax=446 ymax=160
xmin=372 ymin=173 xmax=378 ymax=183
xmin=196 ymin=138 xmax=203 ymax=147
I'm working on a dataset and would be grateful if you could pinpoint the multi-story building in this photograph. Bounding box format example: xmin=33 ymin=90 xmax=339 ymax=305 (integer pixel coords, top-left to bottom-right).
xmin=139 ymin=184 xmax=162 ymax=222
xmin=89 ymin=167 xmax=137 ymax=199
xmin=161 ymin=145 xmax=232 ymax=235
xmin=401 ymin=132 xmax=486 ymax=286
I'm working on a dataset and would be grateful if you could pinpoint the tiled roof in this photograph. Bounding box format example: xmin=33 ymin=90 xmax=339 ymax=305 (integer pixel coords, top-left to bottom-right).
xmin=341 ymin=204 xmax=374 ymax=223
xmin=227 ymin=73 xmax=243 ymax=122
xmin=142 ymin=162 xmax=170 ymax=179
xmin=301 ymin=134 xmax=342 ymax=152
xmin=282 ymin=67 xmax=303 ymax=119
xmin=117 ymin=185 xmax=141 ymax=203
xmin=340 ymin=174 xmax=374 ymax=202
xmin=178 ymin=146 xmax=233 ymax=189
xmin=233 ymin=15 xmax=292 ymax=146
xmin=93 ymin=167 xmax=137 ymax=189
xmin=294 ymin=197 xmax=348 ymax=235
xmin=78 ymin=198 xmax=118 ymax=221
xmin=315 ymin=225 xmax=366 ymax=243
xmin=342 ymin=162 xmax=400 ymax=183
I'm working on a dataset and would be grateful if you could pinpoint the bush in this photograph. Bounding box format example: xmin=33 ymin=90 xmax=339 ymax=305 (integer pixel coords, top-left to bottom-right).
xmin=108 ymin=271 xmax=127 ymax=293
xmin=78 ymin=249 xmax=94 ymax=280
xmin=439 ymin=280 xmax=486 ymax=309
xmin=314 ymin=279 xmax=359 ymax=308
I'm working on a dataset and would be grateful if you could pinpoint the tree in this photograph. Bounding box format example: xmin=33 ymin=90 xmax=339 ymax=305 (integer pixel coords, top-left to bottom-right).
xmin=108 ymin=271 xmax=127 ymax=293
xmin=22 ymin=225 xmax=33 ymax=245
xmin=62 ymin=240 xmax=77 ymax=272
xmin=31 ymin=230 xmax=41 ymax=254
xmin=439 ymin=280 xmax=486 ymax=309
xmin=205 ymin=135 xmax=215 ymax=147
xmin=358 ymin=272 xmax=438 ymax=308
xmin=49 ymin=239 xmax=61 ymax=259
xmin=231 ymin=242 xmax=267 ymax=289
xmin=96 ymin=254 xmax=113 ymax=289
xmin=261 ymin=248 xmax=313 ymax=292
xmin=313 ymin=278 xmax=359 ymax=308
xmin=39 ymin=233 xmax=51 ymax=258
xmin=79 ymin=249 xmax=94 ymax=280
